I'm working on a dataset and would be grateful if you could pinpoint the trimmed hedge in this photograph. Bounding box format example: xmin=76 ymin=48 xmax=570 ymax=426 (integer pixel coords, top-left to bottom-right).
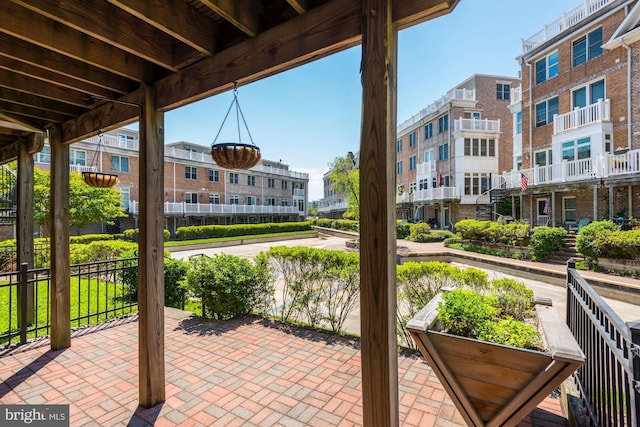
xmin=175 ymin=221 xmax=312 ymax=240
xmin=576 ymin=220 xmax=619 ymax=260
xmin=455 ymin=219 xmax=530 ymax=246
xmin=122 ymin=228 xmax=170 ymax=242
xmin=529 ymin=226 xmax=567 ymax=260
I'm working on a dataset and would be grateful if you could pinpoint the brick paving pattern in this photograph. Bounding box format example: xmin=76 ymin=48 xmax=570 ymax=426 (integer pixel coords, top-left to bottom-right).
xmin=0 ymin=307 xmax=567 ymax=426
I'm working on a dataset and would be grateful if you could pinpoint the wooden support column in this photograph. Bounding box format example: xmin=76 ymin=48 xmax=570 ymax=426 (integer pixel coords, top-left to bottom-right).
xmin=17 ymin=134 xmax=38 ymax=325
xmin=138 ymin=83 xmax=165 ymax=407
xmin=49 ymin=125 xmax=70 ymax=350
xmin=360 ymin=0 xmax=399 ymax=425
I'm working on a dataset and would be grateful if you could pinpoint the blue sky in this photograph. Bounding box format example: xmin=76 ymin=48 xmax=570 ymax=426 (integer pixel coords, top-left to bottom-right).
xmin=147 ymin=0 xmax=579 ymax=201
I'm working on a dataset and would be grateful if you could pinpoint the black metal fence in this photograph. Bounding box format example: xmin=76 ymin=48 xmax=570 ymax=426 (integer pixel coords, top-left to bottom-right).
xmin=0 ymin=257 xmax=138 ymax=346
xmin=566 ymin=260 xmax=640 ymax=426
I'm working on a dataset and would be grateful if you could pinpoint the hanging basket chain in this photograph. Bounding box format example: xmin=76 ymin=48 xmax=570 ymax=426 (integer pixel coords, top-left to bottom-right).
xmin=82 ymin=131 xmax=119 ymax=188
xmin=211 ymin=83 xmax=256 ymax=147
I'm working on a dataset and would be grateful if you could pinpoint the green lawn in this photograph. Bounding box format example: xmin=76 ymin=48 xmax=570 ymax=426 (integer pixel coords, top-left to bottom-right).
xmin=0 ymin=275 xmax=136 ymax=345
xmin=163 ymin=229 xmax=316 ymax=247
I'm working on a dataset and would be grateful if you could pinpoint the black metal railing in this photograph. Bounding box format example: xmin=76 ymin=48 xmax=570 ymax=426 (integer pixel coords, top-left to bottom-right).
xmin=0 ymin=257 xmax=138 ymax=346
xmin=567 ymin=259 xmax=640 ymax=426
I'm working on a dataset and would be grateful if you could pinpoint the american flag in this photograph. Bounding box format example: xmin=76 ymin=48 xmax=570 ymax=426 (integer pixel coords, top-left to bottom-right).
xmin=520 ymin=173 xmax=528 ymax=192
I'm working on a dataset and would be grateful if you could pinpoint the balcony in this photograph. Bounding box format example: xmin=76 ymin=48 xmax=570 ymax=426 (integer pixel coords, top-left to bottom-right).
xmin=397 ymin=88 xmax=476 ymax=134
xmin=70 ymin=165 xmax=96 ymax=173
xmin=502 ymin=148 xmax=640 ymax=188
xmin=318 ymin=201 xmax=348 ymax=213
xmin=416 ymin=160 xmax=436 ymax=177
xmin=553 ymin=99 xmax=610 ymax=134
xmin=453 ymin=118 xmax=500 ymax=133
xmin=521 ymin=0 xmax=616 ymax=53
xmin=85 ymin=133 xmax=139 ymax=151
xmin=397 ymin=187 xmax=459 ymax=204
xmin=510 ymin=85 xmax=522 ymax=106
xmin=128 ymin=201 xmax=303 ymax=216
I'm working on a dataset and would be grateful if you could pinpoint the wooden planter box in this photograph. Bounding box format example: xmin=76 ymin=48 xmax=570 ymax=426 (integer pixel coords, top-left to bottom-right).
xmin=407 ymin=293 xmax=585 ymax=427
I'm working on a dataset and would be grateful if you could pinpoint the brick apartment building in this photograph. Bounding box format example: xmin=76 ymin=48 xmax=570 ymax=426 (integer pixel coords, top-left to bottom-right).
xmin=394 ymin=74 xmax=520 ymax=228
xmin=502 ymin=0 xmax=640 ymax=228
xmin=32 ymin=129 xmax=309 ymax=236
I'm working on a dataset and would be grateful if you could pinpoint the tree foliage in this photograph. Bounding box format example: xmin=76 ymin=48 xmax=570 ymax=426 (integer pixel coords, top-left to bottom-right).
xmin=33 ymin=168 xmax=127 ymax=234
xmin=328 ymin=155 xmax=359 ymax=220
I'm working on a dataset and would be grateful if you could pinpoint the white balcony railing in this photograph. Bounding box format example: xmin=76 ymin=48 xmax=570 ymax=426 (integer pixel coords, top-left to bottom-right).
xmin=502 ymin=149 xmax=640 ymax=189
xmin=554 ymin=99 xmax=610 ymax=134
xmin=70 ymin=165 xmax=96 ymax=173
xmin=522 ymin=0 xmax=615 ymax=53
xmin=128 ymin=201 xmax=303 ymax=216
xmin=85 ymin=134 xmax=139 ymax=150
xmin=396 ymin=187 xmax=459 ymax=204
xmin=397 ymin=88 xmax=476 ymax=134
xmin=510 ymin=85 xmax=522 ymax=106
xmin=454 ymin=118 xmax=500 ymax=133
xmin=317 ymin=201 xmax=348 ymax=213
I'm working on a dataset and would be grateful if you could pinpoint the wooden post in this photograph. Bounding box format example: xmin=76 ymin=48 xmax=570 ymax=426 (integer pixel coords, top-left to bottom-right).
xmin=17 ymin=134 xmax=37 ymax=325
xmin=49 ymin=125 xmax=71 ymax=350
xmin=360 ymin=0 xmax=399 ymax=425
xmin=138 ymin=83 xmax=165 ymax=407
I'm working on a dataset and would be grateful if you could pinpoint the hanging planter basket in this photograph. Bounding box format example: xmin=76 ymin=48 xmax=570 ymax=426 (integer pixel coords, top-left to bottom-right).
xmin=210 ymin=83 xmax=261 ymax=170
xmin=82 ymin=171 xmax=119 ymax=188
xmin=211 ymin=142 xmax=261 ymax=170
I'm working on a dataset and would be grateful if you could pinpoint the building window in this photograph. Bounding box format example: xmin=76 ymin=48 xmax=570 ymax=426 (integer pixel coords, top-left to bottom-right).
xmin=396 ymin=160 xmax=403 ymax=174
xmin=424 ymin=123 xmax=433 ymax=139
xmin=111 ymin=155 xmax=129 ymax=172
xmin=515 ymin=111 xmax=522 ymax=135
xmin=409 ymin=132 xmax=416 ymax=147
xmin=438 ymin=143 xmax=449 ymax=160
xmin=409 ymin=182 xmax=417 ymax=193
xmin=465 ymin=139 xmax=497 ymax=157
xmin=396 ymin=139 xmax=402 ymax=152
xmin=438 ymin=114 xmax=449 ymax=133
xmin=185 ymin=166 xmax=197 ymax=180
xmin=572 ymin=79 xmax=605 ymax=108
xmin=281 ymin=199 xmax=289 ymax=206
xmin=535 ymin=96 xmax=558 ymax=127
xmin=409 ymin=155 xmax=416 ymax=170
xmin=496 ymin=83 xmax=510 ymax=100
xmin=117 ymin=133 xmax=135 ymax=148
xmin=209 ymin=170 xmax=219 ymax=182
xmin=562 ymin=137 xmax=591 ymax=161
xmin=419 ymin=179 xmax=428 ymax=190
xmin=35 ymin=145 xmax=51 ymax=164
xmin=464 ymin=173 xmax=490 ymax=196
xmin=70 ymin=149 xmax=86 ymax=166
xmin=120 ymin=188 xmax=130 ymax=211
xmin=281 ymin=180 xmax=288 ymax=190
xmin=267 ymin=178 xmax=275 ymax=188
xmin=515 ymin=155 xmax=523 ymax=171
xmin=247 ymin=175 xmax=255 ymax=186
xmin=563 ymin=197 xmax=577 ymax=222
xmin=266 ymin=198 xmax=275 ymax=206
xmin=209 ymin=193 xmax=220 ymax=204
xmin=229 ymin=172 xmax=239 ymax=184
xmin=185 ymin=192 xmax=198 ymax=203
xmin=229 ymin=195 xmax=239 ymax=205
xmin=247 ymin=196 xmax=256 ymax=205
xmin=573 ymin=27 xmax=602 ymax=67
xmin=535 ymin=51 xmax=559 ymax=85
xmin=424 ymin=150 xmax=434 ymax=163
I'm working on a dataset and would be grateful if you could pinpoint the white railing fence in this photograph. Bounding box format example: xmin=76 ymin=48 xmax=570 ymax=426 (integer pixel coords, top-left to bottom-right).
xmin=554 ymin=99 xmax=610 ymax=134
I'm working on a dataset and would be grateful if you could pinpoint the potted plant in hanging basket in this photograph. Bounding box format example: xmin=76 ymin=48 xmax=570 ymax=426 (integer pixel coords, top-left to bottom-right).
xmin=82 ymin=133 xmax=119 ymax=188
xmin=407 ymin=284 xmax=585 ymax=427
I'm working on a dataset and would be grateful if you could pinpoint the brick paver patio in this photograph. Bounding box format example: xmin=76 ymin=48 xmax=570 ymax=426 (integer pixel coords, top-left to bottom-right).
xmin=0 ymin=307 xmax=567 ymax=426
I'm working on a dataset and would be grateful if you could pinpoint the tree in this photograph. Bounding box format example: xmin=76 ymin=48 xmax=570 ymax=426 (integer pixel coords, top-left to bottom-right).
xmin=308 ymin=201 xmax=319 ymax=218
xmin=328 ymin=154 xmax=359 ymax=220
xmin=33 ymin=167 xmax=127 ymax=236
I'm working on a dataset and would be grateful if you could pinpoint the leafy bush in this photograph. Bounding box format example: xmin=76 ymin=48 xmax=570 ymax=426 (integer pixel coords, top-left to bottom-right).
xmin=455 ymin=219 xmax=530 ymax=246
xmin=120 ymin=256 xmax=189 ymax=309
xmin=259 ymin=246 xmax=359 ymax=332
xmin=417 ymin=230 xmax=455 ymax=243
xmin=490 ymin=278 xmax=534 ymax=321
xmin=592 ymin=228 xmax=640 ymax=260
xmin=478 ymin=318 xmax=541 ymax=350
xmin=443 ymin=235 xmax=463 ymax=247
xmin=70 ymin=240 xmax=138 ymax=264
xmin=175 ymin=221 xmax=311 ymax=240
xmin=529 ymin=226 xmax=567 ymax=260
xmin=576 ymin=220 xmax=619 ymax=260
xmin=183 ymin=254 xmax=273 ymax=320
xmin=408 ymin=222 xmax=431 ymax=242
xmin=396 ymin=220 xmax=411 ymax=239
xmin=455 ymin=219 xmax=490 ymax=241
xmin=69 ymin=234 xmax=116 ymax=244
xmin=122 ymin=228 xmax=170 ymax=242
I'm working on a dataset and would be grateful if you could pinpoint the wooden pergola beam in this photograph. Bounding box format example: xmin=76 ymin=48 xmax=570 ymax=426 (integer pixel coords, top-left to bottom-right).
xmin=199 ymin=0 xmax=260 ymax=37
xmin=0 ymin=69 xmax=92 ymax=108
xmin=359 ymin=0 xmax=399 ymax=425
xmin=286 ymin=0 xmax=307 ymax=14
xmin=0 ymin=87 xmax=84 ymax=117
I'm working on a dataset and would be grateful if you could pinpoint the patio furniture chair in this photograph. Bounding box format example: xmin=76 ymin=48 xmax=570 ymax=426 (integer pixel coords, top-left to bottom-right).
xmin=568 ymin=218 xmax=591 ymax=232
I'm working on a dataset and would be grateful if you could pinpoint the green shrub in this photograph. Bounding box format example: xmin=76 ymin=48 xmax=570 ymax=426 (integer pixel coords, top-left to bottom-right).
xmin=184 ymin=253 xmax=273 ymax=320
xmin=593 ymin=228 xmax=640 ymax=260
xmin=175 ymin=221 xmax=311 ymax=240
xmin=529 ymin=226 xmax=567 ymax=260
xmin=478 ymin=318 xmax=541 ymax=350
xmin=454 ymin=219 xmax=529 ymax=246
xmin=332 ymin=219 xmax=359 ymax=232
xmin=455 ymin=219 xmax=490 ymax=241
xmin=315 ymin=218 xmax=333 ymax=228
xmin=69 ymin=234 xmax=116 ymax=244
xmin=122 ymin=228 xmax=171 ymax=242
xmin=408 ymin=222 xmax=431 ymax=242
xmin=70 ymin=240 xmax=138 ymax=264
xmin=416 ymin=230 xmax=454 ymax=243
xmin=396 ymin=220 xmax=411 ymax=239
xmin=490 ymin=278 xmax=534 ymax=321
xmin=443 ymin=235 xmax=463 ymax=247
xmin=576 ymin=220 xmax=618 ymax=260
xmin=438 ymin=289 xmax=497 ymax=339
xmin=119 ymin=256 xmax=189 ymax=309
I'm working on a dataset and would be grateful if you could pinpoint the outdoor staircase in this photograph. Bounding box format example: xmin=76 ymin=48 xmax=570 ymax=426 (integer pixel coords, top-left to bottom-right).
xmin=475 ymin=176 xmax=507 ymax=221
xmin=547 ymin=235 xmax=584 ymax=265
